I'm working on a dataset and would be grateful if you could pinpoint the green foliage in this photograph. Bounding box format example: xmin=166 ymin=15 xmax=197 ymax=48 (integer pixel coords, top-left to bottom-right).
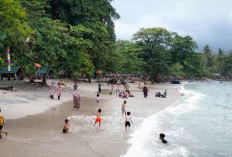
xmin=170 ymin=62 xmax=185 ymax=77
xmin=113 ymin=40 xmax=143 ymax=74
xmin=0 ymin=57 xmax=4 ymax=69
xmin=133 ymin=28 xmax=172 ymax=78
xmin=1 ymin=0 xmax=231 ymax=81
xmin=218 ymin=51 xmax=232 ymax=78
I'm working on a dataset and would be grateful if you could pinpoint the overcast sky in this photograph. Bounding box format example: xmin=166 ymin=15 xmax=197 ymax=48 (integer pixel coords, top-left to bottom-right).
xmin=112 ymin=0 xmax=232 ymax=52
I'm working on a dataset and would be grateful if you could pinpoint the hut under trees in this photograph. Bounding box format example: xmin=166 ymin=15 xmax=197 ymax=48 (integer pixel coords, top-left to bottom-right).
xmin=0 ymin=66 xmax=24 ymax=80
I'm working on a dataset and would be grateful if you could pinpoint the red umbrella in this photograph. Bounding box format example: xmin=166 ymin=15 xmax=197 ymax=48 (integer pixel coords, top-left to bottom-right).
xmin=96 ymin=70 xmax=102 ymax=74
xmin=35 ymin=63 xmax=42 ymax=68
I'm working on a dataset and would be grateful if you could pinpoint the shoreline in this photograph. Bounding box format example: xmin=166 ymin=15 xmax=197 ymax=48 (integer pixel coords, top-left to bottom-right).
xmin=0 ymin=81 xmax=182 ymax=157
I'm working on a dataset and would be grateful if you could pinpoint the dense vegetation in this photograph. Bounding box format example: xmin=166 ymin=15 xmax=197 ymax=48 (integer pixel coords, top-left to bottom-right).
xmin=1 ymin=0 xmax=232 ymax=81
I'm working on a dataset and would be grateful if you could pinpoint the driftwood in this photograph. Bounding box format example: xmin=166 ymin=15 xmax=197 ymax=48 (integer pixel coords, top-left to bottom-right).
xmin=0 ymin=86 xmax=13 ymax=91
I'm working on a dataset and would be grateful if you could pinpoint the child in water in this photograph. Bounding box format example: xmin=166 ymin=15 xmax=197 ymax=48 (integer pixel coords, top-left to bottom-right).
xmin=125 ymin=112 xmax=133 ymax=131
xmin=121 ymin=101 xmax=127 ymax=117
xmin=159 ymin=133 xmax=168 ymax=144
xmin=63 ymin=119 xmax=70 ymax=134
xmin=96 ymin=94 xmax=100 ymax=104
xmin=93 ymin=109 xmax=102 ymax=127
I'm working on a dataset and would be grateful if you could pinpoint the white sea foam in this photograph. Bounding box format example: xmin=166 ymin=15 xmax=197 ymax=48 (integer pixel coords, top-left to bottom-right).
xmin=122 ymin=85 xmax=203 ymax=157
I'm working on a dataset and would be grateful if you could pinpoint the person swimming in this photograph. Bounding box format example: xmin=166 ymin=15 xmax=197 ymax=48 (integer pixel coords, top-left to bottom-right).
xmin=63 ymin=119 xmax=70 ymax=134
xmin=159 ymin=133 xmax=168 ymax=144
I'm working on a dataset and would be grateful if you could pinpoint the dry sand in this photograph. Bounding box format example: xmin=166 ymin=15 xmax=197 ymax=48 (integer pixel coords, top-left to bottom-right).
xmin=0 ymin=80 xmax=182 ymax=157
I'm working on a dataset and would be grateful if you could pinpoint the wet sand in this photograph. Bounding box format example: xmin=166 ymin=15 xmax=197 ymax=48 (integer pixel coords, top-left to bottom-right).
xmin=0 ymin=83 xmax=181 ymax=157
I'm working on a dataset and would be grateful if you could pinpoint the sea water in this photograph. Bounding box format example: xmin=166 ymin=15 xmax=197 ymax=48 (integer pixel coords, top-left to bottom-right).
xmin=123 ymin=82 xmax=232 ymax=157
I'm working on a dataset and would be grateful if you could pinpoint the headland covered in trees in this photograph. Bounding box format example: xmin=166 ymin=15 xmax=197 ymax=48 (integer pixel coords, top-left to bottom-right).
xmin=0 ymin=0 xmax=232 ymax=82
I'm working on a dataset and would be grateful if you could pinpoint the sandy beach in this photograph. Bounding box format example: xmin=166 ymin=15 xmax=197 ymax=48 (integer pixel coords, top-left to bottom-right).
xmin=0 ymin=80 xmax=181 ymax=157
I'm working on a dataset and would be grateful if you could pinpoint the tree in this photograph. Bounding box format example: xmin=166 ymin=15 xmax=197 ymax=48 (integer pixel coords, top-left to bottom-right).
xmin=170 ymin=33 xmax=198 ymax=64
xmin=132 ymin=28 xmax=172 ymax=80
xmin=114 ymin=40 xmax=143 ymax=74
xmin=217 ymin=48 xmax=224 ymax=74
xmin=220 ymin=51 xmax=232 ymax=79
xmin=0 ymin=0 xmax=32 ymax=66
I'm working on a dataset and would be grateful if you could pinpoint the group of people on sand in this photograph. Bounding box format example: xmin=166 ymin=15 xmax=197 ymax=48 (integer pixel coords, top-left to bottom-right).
xmin=142 ymin=85 xmax=168 ymax=99
xmin=57 ymin=80 xmax=168 ymax=144
xmin=155 ymin=90 xmax=167 ymax=98
xmin=62 ymin=82 xmax=135 ymax=134
xmin=49 ymin=82 xmax=63 ymax=100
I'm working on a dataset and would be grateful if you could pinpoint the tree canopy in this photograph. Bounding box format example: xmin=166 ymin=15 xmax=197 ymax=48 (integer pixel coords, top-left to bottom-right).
xmin=1 ymin=0 xmax=232 ymax=81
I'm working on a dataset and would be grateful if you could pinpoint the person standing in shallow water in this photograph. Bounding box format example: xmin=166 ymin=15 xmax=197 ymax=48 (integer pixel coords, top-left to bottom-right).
xmin=57 ymin=83 xmax=62 ymax=100
xmin=125 ymin=111 xmax=133 ymax=132
xmin=121 ymin=100 xmax=127 ymax=117
xmin=93 ymin=109 xmax=102 ymax=127
xmin=73 ymin=89 xmax=81 ymax=110
xmin=63 ymin=119 xmax=70 ymax=133
xmin=49 ymin=82 xmax=56 ymax=99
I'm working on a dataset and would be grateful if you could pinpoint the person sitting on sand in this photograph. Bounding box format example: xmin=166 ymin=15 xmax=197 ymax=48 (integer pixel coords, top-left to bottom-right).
xmin=155 ymin=92 xmax=160 ymax=97
xmin=159 ymin=133 xmax=168 ymax=144
xmin=155 ymin=92 xmax=166 ymax=98
xmin=119 ymin=92 xmax=127 ymax=99
xmin=63 ymin=119 xmax=70 ymax=133
xmin=163 ymin=89 xmax=167 ymax=98
xmin=125 ymin=112 xmax=133 ymax=132
xmin=121 ymin=101 xmax=127 ymax=117
xmin=93 ymin=109 xmax=102 ymax=127
xmin=0 ymin=109 xmax=8 ymax=138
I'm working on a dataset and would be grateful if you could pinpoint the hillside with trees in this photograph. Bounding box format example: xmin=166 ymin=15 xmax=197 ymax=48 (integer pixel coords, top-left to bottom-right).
xmin=1 ymin=0 xmax=232 ymax=82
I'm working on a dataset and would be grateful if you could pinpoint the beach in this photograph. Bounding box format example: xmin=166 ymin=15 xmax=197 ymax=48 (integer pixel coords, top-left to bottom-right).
xmin=0 ymin=80 xmax=181 ymax=157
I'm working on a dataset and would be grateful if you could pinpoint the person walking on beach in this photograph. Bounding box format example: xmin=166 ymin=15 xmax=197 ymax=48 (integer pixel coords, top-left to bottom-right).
xmin=125 ymin=111 xmax=133 ymax=132
xmin=73 ymin=89 xmax=81 ymax=110
xmin=93 ymin=109 xmax=102 ymax=127
xmin=98 ymin=82 xmax=102 ymax=94
xmin=0 ymin=109 xmax=8 ymax=139
xmin=74 ymin=81 xmax=78 ymax=90
xmin=49 ymin=82 xmax=56 ymax=99
xmin=121 ymin=101 xmax=127 ymax=117
xmin=63 ymin=119 xmax=70 ymax=133
xmin=143 ymin=86 xmax=148 ymax=98
xmin=57 ymin=83 xmax=62 ymax=100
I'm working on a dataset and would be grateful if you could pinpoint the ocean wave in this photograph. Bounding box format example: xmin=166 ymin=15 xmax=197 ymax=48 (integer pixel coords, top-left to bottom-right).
xmin=122 ymin=85 xmax=203 ymax=157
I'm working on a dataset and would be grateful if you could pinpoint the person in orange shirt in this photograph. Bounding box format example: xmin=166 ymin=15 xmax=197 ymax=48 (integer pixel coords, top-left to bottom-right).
xmin=93 ymin=109 xmax=102 ymax=127
xmin=0 ymin=109 xmax=8 ymax=139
